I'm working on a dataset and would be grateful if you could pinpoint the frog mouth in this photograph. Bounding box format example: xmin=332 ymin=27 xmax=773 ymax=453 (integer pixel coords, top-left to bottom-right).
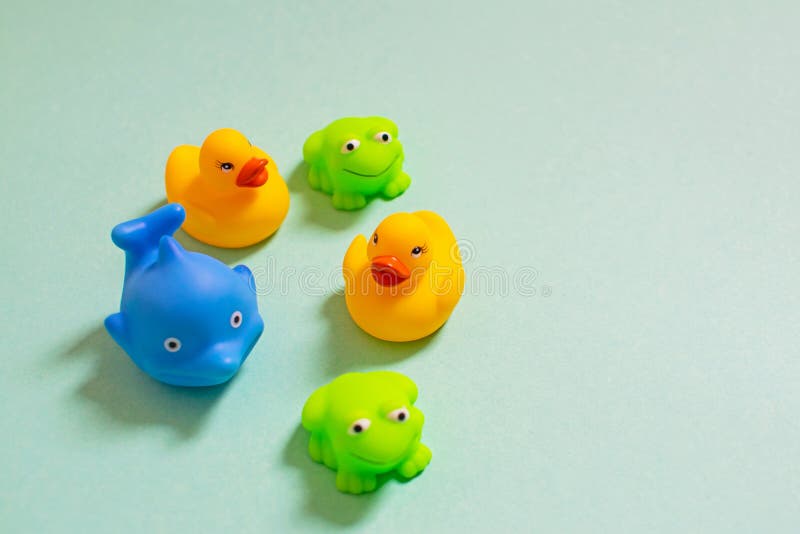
xmin=342 ymin=156 xmax=398 ymax=178
xmin=349 ymin=432 xmax=420 ymax=466
xmin=350 ymin=451 xmax=405 ymax=466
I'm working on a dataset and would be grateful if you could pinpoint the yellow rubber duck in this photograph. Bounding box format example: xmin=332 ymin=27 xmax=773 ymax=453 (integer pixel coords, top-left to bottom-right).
xmin=165 ymin=128 xmax=290 ymax=248
xmin=343 ymin=211 xmax=464 ymax=342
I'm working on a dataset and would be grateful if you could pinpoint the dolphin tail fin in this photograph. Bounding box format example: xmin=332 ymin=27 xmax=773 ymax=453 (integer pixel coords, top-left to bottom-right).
xmin=111 ymin=203 xmax=186 ymax=256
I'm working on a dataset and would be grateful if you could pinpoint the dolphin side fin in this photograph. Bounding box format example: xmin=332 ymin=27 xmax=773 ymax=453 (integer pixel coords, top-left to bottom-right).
xmin=104 ymin=312 xmax=130 ymax=352
xmin=233 ymin=264 xmax=256 ymax=291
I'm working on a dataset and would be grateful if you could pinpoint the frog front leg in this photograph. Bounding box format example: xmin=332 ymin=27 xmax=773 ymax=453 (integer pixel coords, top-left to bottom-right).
xmin=332 ymin=192 xmax=367 ymax=211
xmin=308 ymin=166 xmax=334 ymax=194
xmin=336 ymin=469 xmax=377 ymax=494
xmin=308 ymin=432 xmax=338 ymax=470
xmin=381 ymin=171 xmax=411 ymax=199
xmin=307 ymin=165 xmax=322 ymax=191
xmin=308 ymin=431 xmax=324 ymax=463
xmin=396 ymin=442 xmax=432 ymax=479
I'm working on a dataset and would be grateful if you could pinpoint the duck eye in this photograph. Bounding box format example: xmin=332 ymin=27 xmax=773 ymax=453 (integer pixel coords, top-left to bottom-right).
xmin=374 ymin=131 xmax=392 ymax=144
xmin=411 ymin=246 xmax=423 ymax=258
xmin=163 ymin=337 xmax=182 ymax=352
xmin=387 ymin=407 xmax=409 ymax=422
xmin=230 ymin=311 xmax=243 ymax=328
xmin=220 ymin=162 xmax=234 ymax=173
xmin=372 ymin=233 xmax=378 ymax=245
xmin=348 ymin=418 xmax=371 ymax=435
xmin=341 ymin=139 xmax=361 ymax=154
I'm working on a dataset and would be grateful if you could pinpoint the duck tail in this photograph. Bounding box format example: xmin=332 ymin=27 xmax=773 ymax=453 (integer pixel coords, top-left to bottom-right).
xmin=111 ymin=203 xmax=186 ymax=259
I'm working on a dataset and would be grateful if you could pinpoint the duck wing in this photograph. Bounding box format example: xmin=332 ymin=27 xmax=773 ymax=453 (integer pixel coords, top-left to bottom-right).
xmin=343 ymin=234 xmax=368 ymax=279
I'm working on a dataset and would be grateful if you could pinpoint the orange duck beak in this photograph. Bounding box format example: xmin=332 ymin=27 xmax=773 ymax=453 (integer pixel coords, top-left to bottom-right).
xmin=236 ymin=158 xmax=269 ymax=187
xmin=371 ymin=256 xmax=411 ymax=287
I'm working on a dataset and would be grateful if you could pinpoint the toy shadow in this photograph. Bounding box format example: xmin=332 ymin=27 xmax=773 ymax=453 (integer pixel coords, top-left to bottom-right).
xmin=173 ymin=229 xmax=272 ymax=265
xmin=287 ymin=162 xmax=371 ymax=231
xmin=62 ymin=324 xmax=231 ymax=440
xmin=319 ymin=292 xmax=437 ymax=377
xmin=140 ymin=198 xmax=168 ymax=215
xmin=134 ymin=198 xmax=270 ymax=265
xmin=284 ymin=425 xmax=403 ymax=525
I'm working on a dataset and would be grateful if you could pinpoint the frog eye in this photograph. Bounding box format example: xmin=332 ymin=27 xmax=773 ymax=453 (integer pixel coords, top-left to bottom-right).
xmin=348 ymin=418 xmax=371 ymax=435
xmin=387 ymin=407 xmax=409 ymax=422
xmin=230 ymin=311 xmax=243 ymax=328
xmin=163 ymin=337 xmax=182 ymax=353
xmin=372 ymin=233 xmax=378 ymax=245
xmin=341 ymin=139 xmax=361 ymax=154
xmin=217 ymin=161 xmax=234 ymax=173
xmin=374 ymin=131 xmax=392 ymax=144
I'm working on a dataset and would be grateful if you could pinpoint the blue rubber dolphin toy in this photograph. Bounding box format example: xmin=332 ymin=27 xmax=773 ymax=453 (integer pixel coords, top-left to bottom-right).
xmin=105 ymin=203 xmax=264 ymax=386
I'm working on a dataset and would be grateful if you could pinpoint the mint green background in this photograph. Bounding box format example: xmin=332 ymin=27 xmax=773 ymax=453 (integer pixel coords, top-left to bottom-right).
xmin=2 ymin=1 xmax=799 ymax=532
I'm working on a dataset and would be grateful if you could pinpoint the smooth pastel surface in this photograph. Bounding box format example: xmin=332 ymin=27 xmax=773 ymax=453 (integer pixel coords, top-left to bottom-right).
xmin=302 ymin=371 xmax=430 ymax=494
xmin=2 ymin=1 xmax=800 ymax=533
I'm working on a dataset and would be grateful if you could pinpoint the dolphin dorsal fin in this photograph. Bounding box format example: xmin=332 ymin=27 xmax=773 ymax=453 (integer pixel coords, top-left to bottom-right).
xmin=158 ymin=236 xmax=186 ymax=264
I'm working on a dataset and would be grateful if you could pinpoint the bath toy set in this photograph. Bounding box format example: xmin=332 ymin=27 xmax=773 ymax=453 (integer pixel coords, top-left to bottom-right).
xmin=105 ymin=118 xmax=460 ymax=494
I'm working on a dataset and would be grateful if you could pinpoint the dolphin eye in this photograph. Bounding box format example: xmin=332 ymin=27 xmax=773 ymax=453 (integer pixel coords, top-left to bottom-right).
xmin=230 ymin=311 xmax=243 ymax=328
xmin=374 ymin=131 xmax=392 ymax=144
xmin=216 ymin=161 xmax=234 ymax=173
xmin=163 ymin=337 xmax=182 ymax=352
xmin=387 ymin=407 xmax=409 ymax=422
xmin=341 ymin=139 xmax=361 ymax=154
xmin=372 ymin=233 xmax=378 ymax=245
xmin=348 ymin=418 xmax=371 ymax=435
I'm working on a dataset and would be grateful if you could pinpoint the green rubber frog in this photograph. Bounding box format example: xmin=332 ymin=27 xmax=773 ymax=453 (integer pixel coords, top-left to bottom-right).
xmin=301 ymin=371 xmax=431 ymax=494
xmin=302 ymin=117 xmax=411 ymax=210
